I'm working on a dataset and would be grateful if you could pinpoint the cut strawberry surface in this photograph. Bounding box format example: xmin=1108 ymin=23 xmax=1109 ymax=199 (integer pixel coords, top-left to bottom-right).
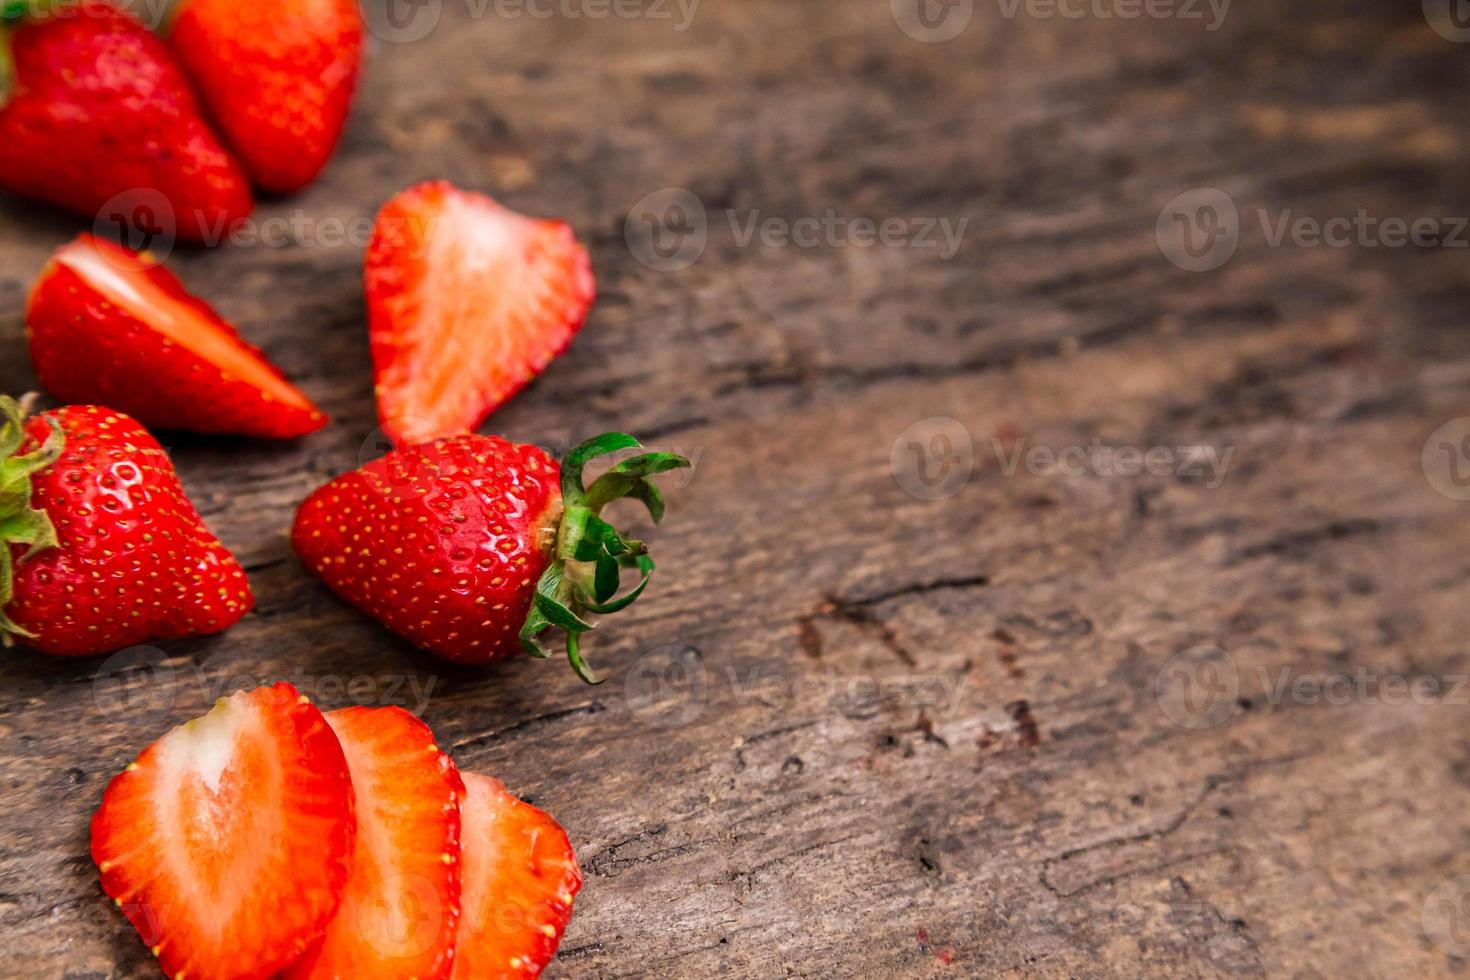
xmin=284 ymin=706 xmax=465 ymax=980
xmin=451 ymin=773 xmax=582 ymax=980
xmin=27 ymin=235 xmax=327 ymax=439
xmin=90 ymin=683 xmax=355 ymax=980
xmin=365 ymin=181 xmax=595 ymax=446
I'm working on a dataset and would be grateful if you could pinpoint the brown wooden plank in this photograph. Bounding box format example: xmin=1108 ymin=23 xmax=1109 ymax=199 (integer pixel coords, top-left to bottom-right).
xmin=2 ymin=1 xmax=1469 ymax=976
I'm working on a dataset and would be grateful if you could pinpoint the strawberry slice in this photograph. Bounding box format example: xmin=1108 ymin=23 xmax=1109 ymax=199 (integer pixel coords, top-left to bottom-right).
xmin=90 ymin=683 xmax=355 ymax=980
xmin=27 ymin=234 xmax=327 ymax=439
xmin=364 ymin=181 xmax=595 ymax=446
xmin=284 ymin=706 xmax=465 ymax=980
xmin=451 ymin=773 xmax=582 ymax=979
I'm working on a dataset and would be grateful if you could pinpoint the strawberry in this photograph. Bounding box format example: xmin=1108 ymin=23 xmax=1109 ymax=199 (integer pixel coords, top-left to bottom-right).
xmin=0 ymin=396 xmax=254 ymax=656
xmin=292 ymin=432 xmax=688 ymax=681
xmin=364 ymin=181 xmax=595 ymax=446
xmin=284 ymin=706 xmax=464 ymax=980
xmin=27 ymin=234 xmax=327 ymax=439
xmin=91 ymin=683 xmax=356 ymax=980
xmin=169 ymin=0 xmax=363 ymax=194
xmin=0 ymin=1 xmax=252 ymax=242
xmin=452 ymin=772 xmax=582 ymax=980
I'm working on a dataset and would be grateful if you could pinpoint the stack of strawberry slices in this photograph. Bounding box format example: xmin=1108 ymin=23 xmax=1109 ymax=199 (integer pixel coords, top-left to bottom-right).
xmin=92 ymin=683 xmax=582 ymax=979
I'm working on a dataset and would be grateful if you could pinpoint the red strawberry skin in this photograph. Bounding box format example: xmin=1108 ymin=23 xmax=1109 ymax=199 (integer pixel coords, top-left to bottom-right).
xmin=292 ymin=435 xmax=560 ymax=664
xmin=91 ymin=683 xmax=356 ymax=980
xmin=284 ymin=707 xmax=464 ymax=980
xmin=170 ymin=0 xmax=363 ymax=194
xmin=5 ymin=405 xmax=254 ymax=656
xmin=27 ymin=235 xmax=328 ymax=439
xmin=452 ymin=772 xmax=582 ymax=980
xmin=365 ymin=181 xmax=595 ymax=446
xmin=0 ymin=1 xmax=252 ymax=241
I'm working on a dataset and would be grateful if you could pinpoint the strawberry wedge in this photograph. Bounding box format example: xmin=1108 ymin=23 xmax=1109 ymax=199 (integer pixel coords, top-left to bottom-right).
xmin=27 ymin=235 xmax=327 ymax=438
xmin=91 ymin=684 xmax=355 ymax=979
xmin=452 ymin=773 xmax=582 ymax=979
xmin=284 ymin=706 xmax=465 ymax=980
xmin=364 ymin=181 xmax=595 ymax=446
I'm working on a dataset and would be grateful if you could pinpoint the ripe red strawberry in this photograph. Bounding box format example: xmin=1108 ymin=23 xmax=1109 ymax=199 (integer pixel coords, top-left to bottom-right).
xmin=91 ymin=683 xmax=356 ymax=980
xmin=169 ymin=0 xmax=363 ymax=194
xmin=0 ymin=397 xmax=254 ymax=656
xmin=0 ymin=1 xmax=252 ymax=242
xmin=284 ymin=706 xmax=464 ymax=980
xmin=364 ymin=181 xmax=595 ymax=446
xmin=27 ymin=234 xmax=327 ymax=439
xmin=452 ymin=773 xmax=582 ymax=980
xmin=292 ymin=433 xmax=687 ymax=681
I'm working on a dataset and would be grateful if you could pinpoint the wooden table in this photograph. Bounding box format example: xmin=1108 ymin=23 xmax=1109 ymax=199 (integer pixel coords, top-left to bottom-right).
xmin=3 ymin=1 xmax=1469 ymax=976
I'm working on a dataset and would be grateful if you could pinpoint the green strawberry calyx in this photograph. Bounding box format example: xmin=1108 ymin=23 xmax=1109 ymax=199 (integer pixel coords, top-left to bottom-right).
xmin=520 ymin=433 xmax=692 ymax=685
xmin=0 ymin=394 xmax=64 ymax=646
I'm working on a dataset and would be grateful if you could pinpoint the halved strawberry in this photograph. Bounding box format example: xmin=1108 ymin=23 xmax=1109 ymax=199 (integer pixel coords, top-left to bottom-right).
xmin=452 ymin=773 xmax=582 ymax=979
xmin=91 ymin=683 xmax=355 ymax=979
xmin=27 ymin=234 xmax=327 ymax=439
xmin=365 ymin=181 xmax=595 ymax=446
xmin=284 ymin=706 xmax=464 ymax=980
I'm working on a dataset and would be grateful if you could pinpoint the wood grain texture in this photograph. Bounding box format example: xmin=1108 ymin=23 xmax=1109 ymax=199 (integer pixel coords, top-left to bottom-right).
xmin=3 ymin=1 xmax=1470 ymax=976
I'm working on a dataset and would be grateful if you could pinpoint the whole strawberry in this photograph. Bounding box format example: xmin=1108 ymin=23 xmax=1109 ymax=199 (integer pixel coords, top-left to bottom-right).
xmin=0 ymin=1 xmax=252 ymax=241
xmin=0 ymin=396 xmax=254 ymax=655
xmin=169 ymin=0 xmax=363 ymax=194
xmin=292 ymin=433 xmax=688 ymax=681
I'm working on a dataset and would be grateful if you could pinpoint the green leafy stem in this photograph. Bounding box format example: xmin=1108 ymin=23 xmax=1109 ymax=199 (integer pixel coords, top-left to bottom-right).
xmin=0 ymin=394 xmax=63 ymax=646
xmin=519 ymin=433 xmax=691 ymax=684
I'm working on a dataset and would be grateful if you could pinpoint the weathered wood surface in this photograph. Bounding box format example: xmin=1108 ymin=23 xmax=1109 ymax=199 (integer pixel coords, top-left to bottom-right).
xmin=3 ymin=0 xmax=1470 ymax=976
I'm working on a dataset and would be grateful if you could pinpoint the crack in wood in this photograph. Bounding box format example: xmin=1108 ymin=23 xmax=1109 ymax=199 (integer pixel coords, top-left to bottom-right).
xmin=449 ymin=701 xmax=606 ymax=752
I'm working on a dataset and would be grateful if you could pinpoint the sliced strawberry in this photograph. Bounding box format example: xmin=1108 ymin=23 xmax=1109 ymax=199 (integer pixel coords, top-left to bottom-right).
xmin=284 ymin=706 xmax=464 ymax=980
xmin=452 ymin=773 xmax=582 ymax=979
xmin=90 ymin=683 xmax=355 ymax=980
xmin=27 ymin=234 xmax=327 ymax=439
xmin=365 ymin=181 xmax=595 ymax=446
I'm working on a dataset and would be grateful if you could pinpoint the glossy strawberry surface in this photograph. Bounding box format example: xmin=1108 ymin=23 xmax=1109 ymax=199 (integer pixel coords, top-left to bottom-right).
xmin=27 ymin=235 xmax=327 ymax=439
xmin=292 ymin=434 xmax=561 ymax=664
xmin=170 ymin=0 xmax=363 ymax=194
xmin=0 ymin=1 xmax=252 ymax=240
xmin=5 ymin=405 xmax=253 ymax=655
